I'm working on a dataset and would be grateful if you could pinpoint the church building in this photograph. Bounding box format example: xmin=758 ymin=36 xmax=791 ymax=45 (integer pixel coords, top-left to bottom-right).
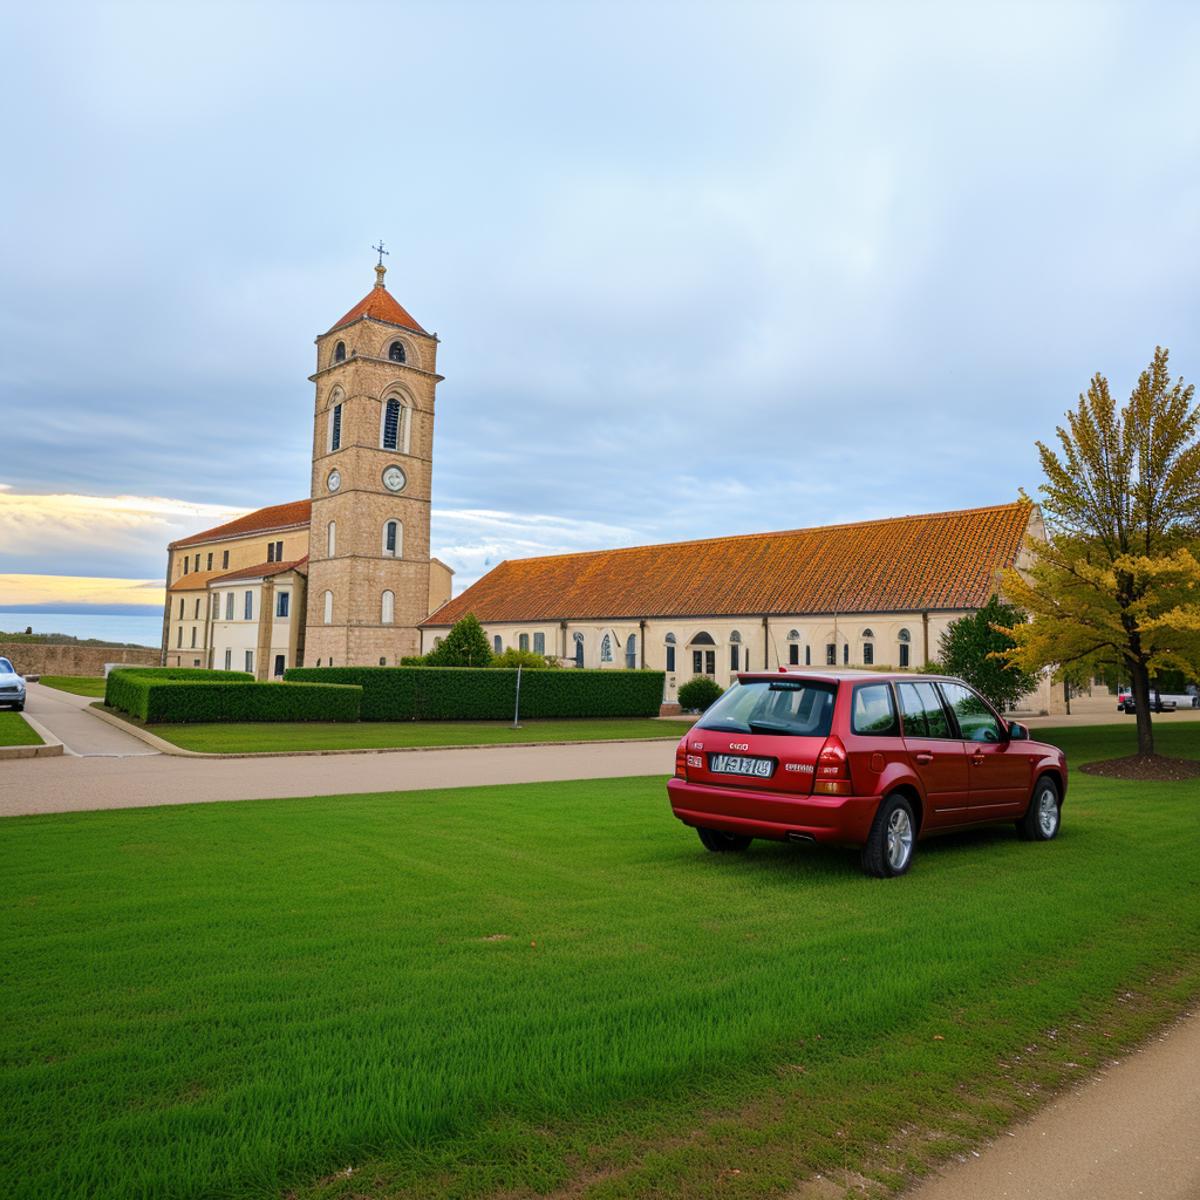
xmin=163 ymin=262 xmax=1052 ymax=710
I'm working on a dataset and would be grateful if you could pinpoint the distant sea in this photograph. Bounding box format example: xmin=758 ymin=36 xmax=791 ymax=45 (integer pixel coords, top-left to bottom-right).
xmin=0 ymin=611 xmax=162 ymax=648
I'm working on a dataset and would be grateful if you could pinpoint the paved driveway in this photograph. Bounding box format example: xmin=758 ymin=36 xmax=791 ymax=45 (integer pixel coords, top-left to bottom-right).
xmin=21 ymin=682 xmax=158 ymax=757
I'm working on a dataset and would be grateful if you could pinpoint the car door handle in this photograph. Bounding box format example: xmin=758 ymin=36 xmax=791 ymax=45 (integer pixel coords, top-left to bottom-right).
xmin=971 ymin=753 xmax=985 ymax=766
xmin=915 ymin=752 xmax=933 ymax=764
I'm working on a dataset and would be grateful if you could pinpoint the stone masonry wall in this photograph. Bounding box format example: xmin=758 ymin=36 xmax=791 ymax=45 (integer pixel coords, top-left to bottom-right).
xmin=0 ymin=643 xmax=160 ymax=677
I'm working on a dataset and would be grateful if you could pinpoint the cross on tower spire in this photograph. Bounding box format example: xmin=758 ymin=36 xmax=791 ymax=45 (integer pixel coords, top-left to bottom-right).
xmin=372 ymin=240 xmax=389 ymax=288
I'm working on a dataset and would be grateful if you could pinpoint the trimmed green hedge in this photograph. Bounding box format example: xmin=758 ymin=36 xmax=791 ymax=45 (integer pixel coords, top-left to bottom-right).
xmin=105 ymin=667 xmax=253 ymax=714
xmin=106 ymin=668 xmax=360 ymax=724
xmin=283 ymin=666 xmax=666 ymax=721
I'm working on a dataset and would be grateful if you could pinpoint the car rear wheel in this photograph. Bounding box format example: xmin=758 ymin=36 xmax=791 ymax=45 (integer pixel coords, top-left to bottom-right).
xmin=697 ymin=827 xmax=752 ymax=853
xmin=861 ymin=793 xmax=916 ymax=878
xmin=1017 ymin=776 xmax=1060 ymax=841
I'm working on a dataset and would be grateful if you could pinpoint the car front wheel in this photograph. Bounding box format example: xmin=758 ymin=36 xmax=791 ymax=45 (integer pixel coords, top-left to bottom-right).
xmin=697 ymin=826 xmax=752 ymax=853
xmin=1017 ymin=777 xmax=1060 ymax=841
xmin=861 ymin=793 xmax=916 ymax=878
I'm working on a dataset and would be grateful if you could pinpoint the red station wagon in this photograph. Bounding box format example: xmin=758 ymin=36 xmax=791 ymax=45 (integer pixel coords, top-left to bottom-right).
xmin=667 ymin=669 xmax=1067 ymax=878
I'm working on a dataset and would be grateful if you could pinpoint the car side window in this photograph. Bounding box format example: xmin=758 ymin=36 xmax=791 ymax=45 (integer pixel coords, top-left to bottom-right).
xmin=939 ymin=681 xmax=1003 ymax=743
xmin=897 ymin=681 xmax=954 ymax=739
xmin=851 ymin=682 xmax=899 ymax=735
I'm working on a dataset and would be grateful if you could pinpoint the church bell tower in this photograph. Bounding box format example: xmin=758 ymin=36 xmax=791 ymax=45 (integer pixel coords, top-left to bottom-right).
xmin=303 ymin=251 xmax=442 ymax=666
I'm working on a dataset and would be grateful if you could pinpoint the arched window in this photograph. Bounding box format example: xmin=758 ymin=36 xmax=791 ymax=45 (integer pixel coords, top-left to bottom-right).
xmin=382 ymin=397 xmax=401 ymax=450
xmin=625 ymin=633 xmax=638 ymax=669
xmin=664 ymin=632 xmax=676 ymax=672
xmin=519 ymin=633 xmax=530 ymax=652
xmin=323 ymin=590 xmax=333 ymax=625
xmin=600 ymin=634 xmax=613 ymax=663
xmin=388 ymin=341 xmax=406 ymax=363
xmin=381 ymin=590 xmax=395 ymax=624
xmin=382 ymin=520 xmax=401 ymax=557
xmin=493 ymin=634 xmax=502 ymax=654
xmin=328 ymin=402 xmax=343 ymax=451
xmin=573 ymin=631 xmax=584 ymax=668
xmin=690 ymin=632 xmax=716 ymax=676
xmin=689 ymin=631 xmax=715 ymax=645
xmin=327 ymin=521 xmax=336 ymax=557
xmin=333 ymin=341 xmax=346 ymax=363
xmin=898 ymin=628 xmax=911 ymax=669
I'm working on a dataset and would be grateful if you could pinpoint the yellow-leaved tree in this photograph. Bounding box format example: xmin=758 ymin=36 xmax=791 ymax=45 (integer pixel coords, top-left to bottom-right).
xmin=1001 ymin=347 xmax=1200 ymax=758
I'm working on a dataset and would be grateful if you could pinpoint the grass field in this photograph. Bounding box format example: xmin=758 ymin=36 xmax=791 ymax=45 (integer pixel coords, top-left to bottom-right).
xmin=141 ymin=716 xmax=686 ymax=752
xmin=2 ymin=723 xmax=1198 ymax=1200
xmin=0 ymin=712 xmax=41 ymax=746
xmin=36 ymin=675 xmax=107 ymax=698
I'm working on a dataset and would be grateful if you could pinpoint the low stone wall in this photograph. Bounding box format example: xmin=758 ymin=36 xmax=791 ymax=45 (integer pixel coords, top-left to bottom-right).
xmin=0 ymin=642 xmax=160 ymax=677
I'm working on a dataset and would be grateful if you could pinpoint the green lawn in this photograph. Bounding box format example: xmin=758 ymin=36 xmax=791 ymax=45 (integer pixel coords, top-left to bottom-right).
xmin=36 ymin=675 xmax=107 ymax=698
xmin=0 ymin=712 xmax=41 ymax=746
xmin=2 ymin=724 xmax=1198 ymax=1200
xmin=144 ymin=716 xmax=687 ymax=752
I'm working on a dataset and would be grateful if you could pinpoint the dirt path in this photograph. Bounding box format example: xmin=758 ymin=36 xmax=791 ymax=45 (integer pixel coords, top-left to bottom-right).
xmin=902 ymin=1008 xmax=1200 ymax=1200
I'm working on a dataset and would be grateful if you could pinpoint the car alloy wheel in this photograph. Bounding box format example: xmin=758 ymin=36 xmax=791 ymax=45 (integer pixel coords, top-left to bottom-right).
xmin=886 ymin=807 xmax=913 ymax=871
xmin=1037 ymin=785 xmax=1059 ymax=837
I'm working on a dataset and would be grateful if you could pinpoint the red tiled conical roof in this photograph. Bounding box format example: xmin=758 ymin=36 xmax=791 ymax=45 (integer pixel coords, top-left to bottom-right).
xmin=327 ymin=265 xmax=426 ymax=335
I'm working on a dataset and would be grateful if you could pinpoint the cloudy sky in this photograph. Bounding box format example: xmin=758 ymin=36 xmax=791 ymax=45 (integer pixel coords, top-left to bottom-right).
xmin=2 ymin=0 xmax=1197 ymax=612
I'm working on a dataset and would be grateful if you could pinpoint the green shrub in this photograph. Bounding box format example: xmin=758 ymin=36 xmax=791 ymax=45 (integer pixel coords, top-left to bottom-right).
xmin=677 ymin=676 xmax=724 ymax=712
xmin=421 ymin=614 xmax=495 ymax=667
xmin=284 ymin=666 xmax=665 ymax=720
xmin=492 ymin=647 xmax=560 ymax=670
xmin=106 ymin=667 xmax=252 ymax=714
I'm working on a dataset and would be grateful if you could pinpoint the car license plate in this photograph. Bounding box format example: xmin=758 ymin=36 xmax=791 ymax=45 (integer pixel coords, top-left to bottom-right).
xmin=709 ymin=754 xmax=773 ymax=779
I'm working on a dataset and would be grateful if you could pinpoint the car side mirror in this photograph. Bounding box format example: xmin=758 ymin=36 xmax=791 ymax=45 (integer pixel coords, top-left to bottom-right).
xmin=1007 ymin=721 xmax=1029 ymax=741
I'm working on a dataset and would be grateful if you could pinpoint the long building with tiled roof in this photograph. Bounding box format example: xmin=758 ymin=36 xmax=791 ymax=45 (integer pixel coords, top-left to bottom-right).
xmin=418 ymin=501 xmax=1045 ymax=702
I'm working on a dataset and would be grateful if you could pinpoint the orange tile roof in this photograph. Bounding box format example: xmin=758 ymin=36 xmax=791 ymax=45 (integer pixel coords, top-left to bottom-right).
xmin=171 ymin=500 xmax=311 ymax=549
xmin=328 ymin=284 xmax=426 ymax=336
xmin=167 ymin=569 xmax=226 ymax=593
xmin=212 ymin=556 xmax=309 ymax=584
xmin=422 ymin=502 xmax=1034 ymax=626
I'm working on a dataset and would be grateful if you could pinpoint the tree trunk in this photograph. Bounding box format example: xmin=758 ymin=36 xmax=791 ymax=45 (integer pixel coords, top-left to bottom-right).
xmin=1129 ymin=659 xmax=1155 ymax=757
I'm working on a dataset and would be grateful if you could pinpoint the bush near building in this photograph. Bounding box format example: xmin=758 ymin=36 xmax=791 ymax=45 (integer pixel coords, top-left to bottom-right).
xmin=285 ymin=666 xmax=665 ymax=720
xmin=677 ymin=676 xmax=724 ymax=712
xmin=105 ymin=668 xmax=361 ymax=724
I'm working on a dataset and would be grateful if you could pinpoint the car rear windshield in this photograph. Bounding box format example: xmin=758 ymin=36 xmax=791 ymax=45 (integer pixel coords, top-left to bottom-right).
xmin=696 ymin=679 xmax=836 ymax=738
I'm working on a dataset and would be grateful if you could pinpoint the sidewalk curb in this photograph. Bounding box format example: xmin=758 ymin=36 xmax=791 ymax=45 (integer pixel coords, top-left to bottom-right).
xmin=87 ymin=704 xmax=684 ymax=760
xmin=0 ymin=712 xmax=64 ymax=759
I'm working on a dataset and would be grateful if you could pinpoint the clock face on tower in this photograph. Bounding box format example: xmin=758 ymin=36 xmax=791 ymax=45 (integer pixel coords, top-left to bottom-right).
xmin=327 ymin=469 xmax=341 ymax=493
xmin=382 ymin=465 xmax=407 ymax=493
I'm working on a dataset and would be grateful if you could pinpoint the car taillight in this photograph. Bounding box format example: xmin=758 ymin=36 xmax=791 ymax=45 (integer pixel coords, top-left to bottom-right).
xmin=814 ymin=734 xmax=852 ymax=795
xmin=675 ymin=740 xmax=687 ymax=779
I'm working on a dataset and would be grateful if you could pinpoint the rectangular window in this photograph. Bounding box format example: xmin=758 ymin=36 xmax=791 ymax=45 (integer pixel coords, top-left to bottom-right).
xmin=533 ymin=632 xmax=545 ymax=655
xmin=276 ymin=592 xmax=290 ymax=618
xmin=843 ymin=643 xmax=849 ymax=665
xmin=851 ymin=682 xmax=899 ymax=736
xmin=899 ymin=643 xmax=910 ymax=668
xmin=383 ymin=399 xmax=400 ymax=450
xmin=182 ymin=558 xmax=189 ymax=575
xmin=224 ymin=648 xmax=232 ymax=671
xmin=705 ymin=649 xmax=715 ymax=675
xmin=207 ymin=553 xmax=213 ymax=571
xmin=176 ymin=626 xmax=182 ymax=647
xmin=190 ymin=627 xmax=197 ymax=648
xmin=693 ymin=649 xmax=702 ymax=675
xmin=805 ymin=645 xmax=811 ymax=666
xmin=896 ymin=681 xmax=953 ymax=739
xmin=666 ymin=645 xmax=675 ymax=671
xmin=267 ymin=542 xmax=275 ymax=563
xmin=245 ymin=650 xmax=254 ymax=673
xmin=331 ymin=403 xmax=342 ymax=451
xmin=275 ymin=540 xmax=283 ymax=561
xmin=863 ymin=642 xmax=874 ymax=665
xmin=789 ymin=643 xmax=799 ymax=665
xmin=194 ymin=554 xmax=200 ymax=572
xmin=194 ymin=599 xmax=200 ymax=619
xmin=222 ymin=550 xmax=229 ymax=569
xmin=244 ymin=591 xmax=253 ymax=620
xmin=519 ymin=633 xmax=530 ymax=651
xmin=193 ymin=659 xmax=201 ymax=667
xmin=225 ymin=593 xmax=234 ymax=620
xmin=212 ymin=593 xmax=220 ymax=619
xmin=826 ymin=644 xmax=836 ymax=666
xmin=178 ymin=598 xmax=184 ymax=619
xmin=274 ymin=654 xmax=285 ymax=677
xmin=730 ymin=644 xmax=739 ymax=672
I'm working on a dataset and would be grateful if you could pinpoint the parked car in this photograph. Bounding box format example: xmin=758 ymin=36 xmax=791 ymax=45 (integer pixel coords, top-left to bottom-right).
xmin=667 ymin=668 xmax=1067 ymax=878
xmin=0 ymin=657 xmax=27 ymax=711
xmin=1122 ymin=691 xmax=1177 ymax=715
